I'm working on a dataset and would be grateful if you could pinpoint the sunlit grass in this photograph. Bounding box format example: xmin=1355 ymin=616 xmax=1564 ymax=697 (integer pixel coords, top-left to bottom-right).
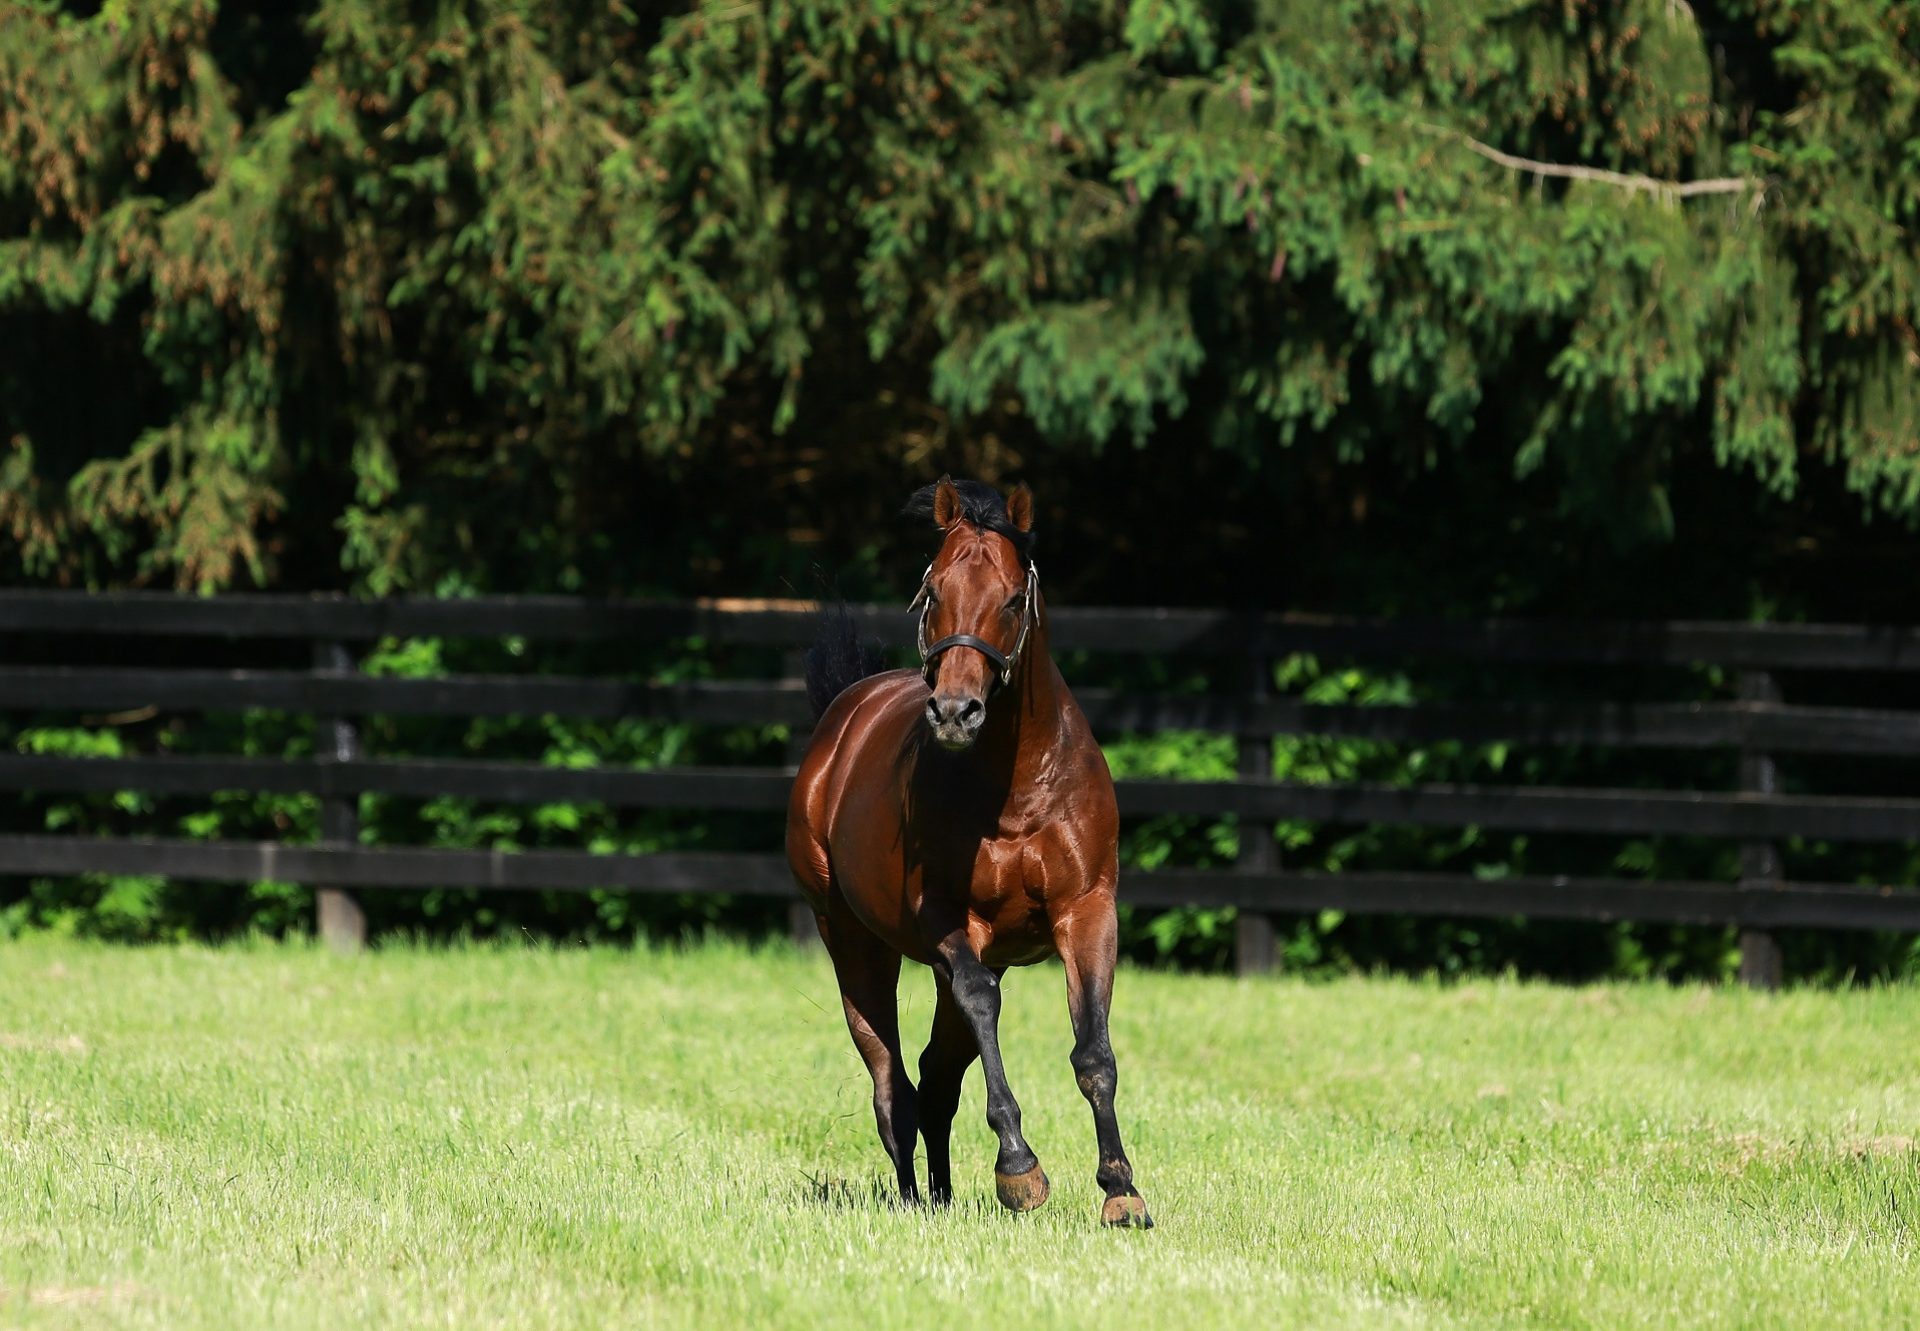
xmin=1 ymin=937 xmax=1915 ymax=1329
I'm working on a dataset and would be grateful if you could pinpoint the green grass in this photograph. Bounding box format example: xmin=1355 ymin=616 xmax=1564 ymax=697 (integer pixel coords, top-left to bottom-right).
xmin=1 ymin=938 xmax=1916 ymax=1329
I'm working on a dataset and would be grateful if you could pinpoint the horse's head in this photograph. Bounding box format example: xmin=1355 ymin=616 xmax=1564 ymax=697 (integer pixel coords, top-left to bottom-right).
xmin=906 ymin=477 xmax=1038 ymax=751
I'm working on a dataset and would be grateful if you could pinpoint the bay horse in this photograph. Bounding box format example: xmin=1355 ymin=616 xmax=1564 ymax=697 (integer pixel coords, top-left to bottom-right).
xmin=787 ymin=477 xmax=1151 ymax=1228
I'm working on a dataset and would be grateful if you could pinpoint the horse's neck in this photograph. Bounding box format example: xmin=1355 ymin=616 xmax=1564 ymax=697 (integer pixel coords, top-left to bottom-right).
xmin=973 ymin=618 xmax=1067 ymax=773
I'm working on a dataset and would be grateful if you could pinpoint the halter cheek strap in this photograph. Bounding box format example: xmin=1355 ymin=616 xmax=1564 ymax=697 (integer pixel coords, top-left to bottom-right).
xmin=911 ymin=561 xmax=1039 ymax=690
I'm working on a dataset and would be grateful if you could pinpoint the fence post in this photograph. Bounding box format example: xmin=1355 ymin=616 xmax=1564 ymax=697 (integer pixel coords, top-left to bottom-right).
xmin=312 ymin=639 xmax=366 ymax=953
xmin=1736 ymin=669 xmax=1783 ymax=990
xmin=782 ymin=648 xmax=821 ymax=951
xmin=1235 ymin=647 xmax=1278 ymax=975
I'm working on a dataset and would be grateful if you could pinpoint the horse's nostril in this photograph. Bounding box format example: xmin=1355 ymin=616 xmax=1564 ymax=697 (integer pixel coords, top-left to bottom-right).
xmin=927 ymin=694 xmax=984 ymax=730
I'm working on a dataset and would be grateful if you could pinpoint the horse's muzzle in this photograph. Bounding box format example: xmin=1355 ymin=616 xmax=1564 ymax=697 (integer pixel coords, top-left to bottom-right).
xmin=926 ymin=692 xmax=986 ymax=750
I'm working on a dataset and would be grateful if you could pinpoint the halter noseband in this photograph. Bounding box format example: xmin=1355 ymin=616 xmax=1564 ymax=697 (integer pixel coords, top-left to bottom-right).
xmin=909 ymin=560 xmax=1039 ymax=691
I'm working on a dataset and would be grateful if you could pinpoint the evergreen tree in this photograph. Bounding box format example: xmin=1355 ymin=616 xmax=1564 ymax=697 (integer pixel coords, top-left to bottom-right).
xmin=0 ymin=1 xmax=1914 ymax=592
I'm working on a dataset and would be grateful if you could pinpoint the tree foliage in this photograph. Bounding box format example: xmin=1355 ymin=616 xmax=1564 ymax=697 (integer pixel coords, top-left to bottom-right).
xmin=1 ymin=0 xmax=1915 ymax=593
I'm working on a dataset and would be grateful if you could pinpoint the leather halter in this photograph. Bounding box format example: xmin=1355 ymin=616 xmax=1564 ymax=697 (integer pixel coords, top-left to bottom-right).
xmin=909 ymin=560 xmax=1039 ymax=691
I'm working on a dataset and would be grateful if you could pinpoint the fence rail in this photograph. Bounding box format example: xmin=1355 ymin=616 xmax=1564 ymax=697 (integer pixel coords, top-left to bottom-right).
xmin=11 ymin=588 xmax=1920 ymax=667
xmin=7 ymin=590 xmax=1920 ymax=982
xmin=13 ymin=666 xmax=1920 ymax=754
xmin=3 ymin=834 xmax=1917 ymax=931
xmin=8 ymin=753 xmax=1920 ymax=841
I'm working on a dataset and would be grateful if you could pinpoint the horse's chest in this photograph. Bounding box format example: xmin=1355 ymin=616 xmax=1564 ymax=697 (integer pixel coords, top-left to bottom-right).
xmin=965 ymin=834 xmax=1047 ymax=907
xmin=958 ymin=836 xmax=1058 ymax=962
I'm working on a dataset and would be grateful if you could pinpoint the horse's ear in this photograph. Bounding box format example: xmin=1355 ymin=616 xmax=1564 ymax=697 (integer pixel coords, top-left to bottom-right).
xmin=1006 ymin=483 xmax=1034 ymax=533
xmin=932 ymin=476 xmax=962 ymax=529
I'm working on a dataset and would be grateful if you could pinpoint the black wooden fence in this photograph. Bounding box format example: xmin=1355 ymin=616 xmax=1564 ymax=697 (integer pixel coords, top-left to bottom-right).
xmin=8 ymin=589 xmax=1920 ymax=986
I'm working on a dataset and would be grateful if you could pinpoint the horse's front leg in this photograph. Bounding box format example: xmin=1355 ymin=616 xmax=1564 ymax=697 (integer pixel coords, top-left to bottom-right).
xmin=916 ymin=975 xmax=981 ymax=1205
xmin=933 ymin=933 xmax=1049 ymax=1212
xmin=1056 ymin=901 xmax=1152 ymax=1228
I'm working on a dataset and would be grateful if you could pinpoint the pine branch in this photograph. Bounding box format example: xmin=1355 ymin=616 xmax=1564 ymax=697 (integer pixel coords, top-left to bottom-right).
xmin=1418 ymin=123 xmax=1760 ymax=199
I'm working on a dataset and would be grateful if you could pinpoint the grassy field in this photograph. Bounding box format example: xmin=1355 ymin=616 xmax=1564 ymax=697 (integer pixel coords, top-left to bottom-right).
xmin=1 ymin=939 xmax=1916 ymax=1330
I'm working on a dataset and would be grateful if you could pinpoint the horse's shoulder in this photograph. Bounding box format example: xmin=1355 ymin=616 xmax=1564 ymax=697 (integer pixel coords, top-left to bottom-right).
xmin=811 ymin=668 xmax=917 ymax=730
xmin=836 ymin=668 xmax=924 ymax=725
xmin=806 ymin=670 xmax=924 ymax=787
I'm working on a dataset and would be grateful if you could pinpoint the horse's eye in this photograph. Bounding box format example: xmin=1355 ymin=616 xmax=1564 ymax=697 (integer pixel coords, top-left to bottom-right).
xmin=1004 ymin=594 xmax=1026 ymax=615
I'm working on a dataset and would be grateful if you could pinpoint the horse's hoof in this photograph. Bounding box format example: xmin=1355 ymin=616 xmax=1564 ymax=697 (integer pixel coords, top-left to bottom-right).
xmin=994 ymin=1163 xmax=1051 ymax=1213
xmin=1101 ymin=1193 xmax=1153 ymax=1229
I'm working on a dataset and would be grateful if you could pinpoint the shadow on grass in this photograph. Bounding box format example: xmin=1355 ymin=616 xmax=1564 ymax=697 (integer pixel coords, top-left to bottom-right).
xmin=797 ymin=1171 xmax=1000 ymax=1220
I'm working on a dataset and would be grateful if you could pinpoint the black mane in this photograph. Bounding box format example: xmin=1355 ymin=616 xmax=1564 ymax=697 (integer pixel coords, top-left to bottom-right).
xmin=902 ymin=479 xmax=1035 ymax=565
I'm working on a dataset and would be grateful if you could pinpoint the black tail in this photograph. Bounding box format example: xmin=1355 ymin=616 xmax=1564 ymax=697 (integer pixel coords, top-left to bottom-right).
xmin=804 ymin=602 xmax=885 ymax=721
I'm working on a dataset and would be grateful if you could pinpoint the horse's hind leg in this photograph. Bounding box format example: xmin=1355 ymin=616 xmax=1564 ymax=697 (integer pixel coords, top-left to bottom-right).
xmin=821 ymin=901 xmax=920 ymax=1204
xmin=1056 ymin=905 xmax=1152 ymax=1229
xmin=916 ymin=972 xmax=983 ymax=1205
xmin=933 ymin=936 xmax=1048 ymax=1213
